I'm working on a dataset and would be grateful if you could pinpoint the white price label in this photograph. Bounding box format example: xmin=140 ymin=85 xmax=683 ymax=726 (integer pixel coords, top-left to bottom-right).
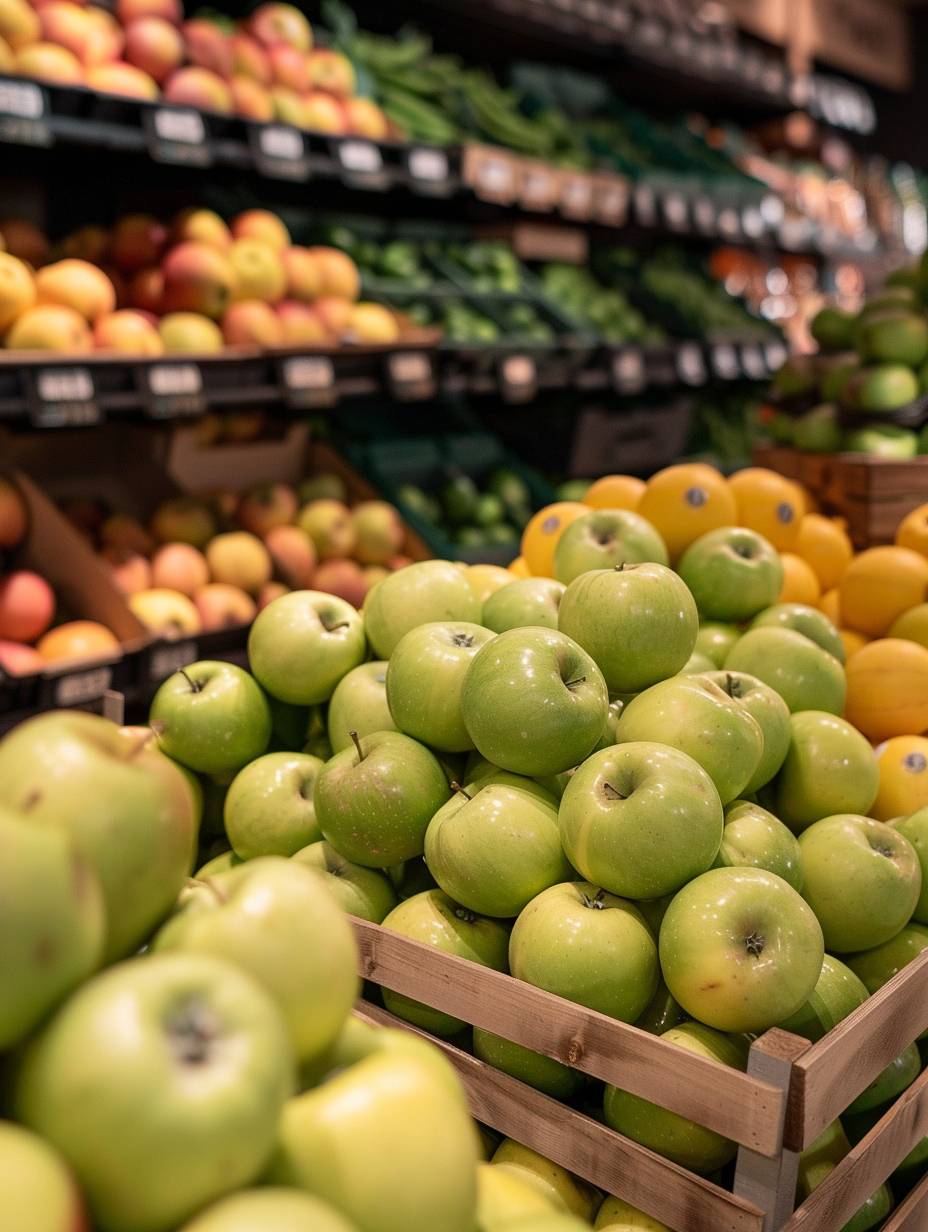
xmin=0 ymin=79 xmax=43 ymax=117
xmin=338 ymin=140 xmax=383 ymax=175
xmin=561 ymin=176 xmax=593 ymax=218
xmin=149 ymin=364 xmax=202 ymax=397
xmin=693 ymin=197 xmax=716 ymax=233
xmin=764 ymin=341 xmax=787 ymax=370
xmin=717 ymin=207 xmax=740 ymax=239
xmin=634 ymin=184 xmax=657 ymax=226
xmin=37 ymin=368 xmax=93 ymax=402
xmin=408 ymin=147 xmax=449 ymax=183
xmin=154 ymin=108 xmax=205 ymax=144
xmin=523 ymin=167 xmax=555 ymax=209
xmin=613 ymin=348 xmax=644 ymax=391
xmin=55 ymin=667 xmax=112 ymax=706
xmin=283 ymin=356 xmax=334 ymax=390
xmin=677 ymin=343 xmax=706 ymax=386
xmin=150 ymin=641 xmax=197 ymax=682
xmin=663 ymin=193 xmax=688 ymax=230
xmin=741 ymin=345 xmax=766 ymax=379
xmin=712 ymin=344 xmax=740 ymax=380
xmin=502 ymin=355 xmax=536 ymax=387
xmin=259 ymin=124 xmax=303 ymax=161
xmin=742 ymin=207 xmax=764 ymax=238
xmin=389 ymin=352 xmax=431 ymax=384
xmin=595 ymin=178 xmax=628 ymax=225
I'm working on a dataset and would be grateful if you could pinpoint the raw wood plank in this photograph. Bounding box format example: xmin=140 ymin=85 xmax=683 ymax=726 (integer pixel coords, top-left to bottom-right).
xmin=357 ymin=1001 xmax=766 ymax=1232
xmin=792 ymin=949 xmax=928 ymax=1150
xmin=783 ymin=1067 xmax=928 ymax=1230
xmin=880 ymin=1170 xmax=928 ymax=1232
xmin=352 ymin=918 xmax=785 ymax=1154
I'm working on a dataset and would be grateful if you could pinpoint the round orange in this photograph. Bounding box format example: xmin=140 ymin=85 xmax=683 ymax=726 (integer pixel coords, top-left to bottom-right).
xmin=508 ymin=555 xmax=531 ymax=578
xmin=583 ymin=474 xmax=646 ymax=512
xmin=839 ymin=547 xmax=928 ymax=636
xmin=839 ymin=628 xmax=870 ymax=661
xmin=777 ymin=554 xmax=821 ymax=606
xmin=845 ymin=638 xmax=928 ymax=742
xmin=520 ymin=502 xmax=588 ymax=578
xmin=819 ymin=588 xmax=842 ymax=624
xmin=727 ymin=467 xmax=806 ymax=552
xmin=37 ymin=620 xmax=119 ymax=663
xmin=890 ymin=603 xmax=928 ymax=650
xmin=872 ymin=735 xmax=928 ymax=821
xmin=796 ymin=514 xmax=854 ymax=591
xmin=638 ymin=464 xmax=737 ymax=562
xmin=895 ymin=503 xmax=928 ymax=558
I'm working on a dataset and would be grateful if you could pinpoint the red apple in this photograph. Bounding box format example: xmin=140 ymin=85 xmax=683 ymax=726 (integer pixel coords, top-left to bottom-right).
xmin=248 ymin=2 xmax=312 ymax=52
xmin=0 ymin=639 xmax=44 ymax=675
xmin=257 ymin=580 xmax=288 ymax=610
xmin=312 ymin=558 xmax=366 ymax=607
xmin=150 ymin=543 xmax=209 ymax=596
xmin=194 ymin=582 xmax=256 ymax=630
xmin=264 ymin=524 xmax=316 ymax=588
xmin=0 ymin=572 xmax=55 ymax=642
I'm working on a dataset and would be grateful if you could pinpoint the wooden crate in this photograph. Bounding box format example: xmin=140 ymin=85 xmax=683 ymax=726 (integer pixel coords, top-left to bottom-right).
xmin=351 ymin=917 xmax=928 ymax=1232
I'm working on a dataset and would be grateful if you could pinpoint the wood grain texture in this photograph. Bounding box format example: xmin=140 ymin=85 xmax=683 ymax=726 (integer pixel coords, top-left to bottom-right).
xmin=880 ymin=1170 xmax=928 ymax=1232
xmin=352 ymin=917 xmax=785 ymax=1154
xmin=356 ymin=1001 xmax=766 ymax=1232
xmin=792 ymin=949 xmax=928 ymax=1149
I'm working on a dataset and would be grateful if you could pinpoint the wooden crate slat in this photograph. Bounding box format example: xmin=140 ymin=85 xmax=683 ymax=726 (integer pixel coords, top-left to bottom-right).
xmin=835 ymin=456 xmax=928 ymax=501
xmin=356 ymin=1001 xmax=766 ymax=1232
xmin=792 ymin=949 xmax=928 ymax=1150
xmin=353 ymin=918 xmax=786 ymax=1156
xmin=880 ymin=1169 xmax=928 ymax=1232
xmin=782 ymin=1067 xmax=928 ymax=1231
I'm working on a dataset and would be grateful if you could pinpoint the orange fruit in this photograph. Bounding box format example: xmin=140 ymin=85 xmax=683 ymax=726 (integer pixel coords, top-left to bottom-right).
xmin=727 ymin=467 xmax=805 ymax=552
xmin=638 ymin=464 xmax=737 ymax=562
xmin=839 ymin=628 xmax=870 ymax=661
xmin=777 ymin=554 xmax=820 ymax=606
xmin=839 ymin=547 xmax=928 ymax=636
xmin=890 ymin=603 xmax=928 ymax=650
xmin=796 ymin=514 xmax=854 ymax=591
xmin=895 ymin=503 xmax=928 ymax=558
xmin=872 ymin=735 xmax=928 ymax=821
xmin=819 ymin=588 xmax=842 ymax=624
xmin=845 ymin=638 xmax=928 ymax=742
xmin=583 ymin=474 xmax=646 ymax=512
xmin=520 ymin=502 xmax=588 ymax=578
xmin=508 ymin=556 xmax=530 ymax=578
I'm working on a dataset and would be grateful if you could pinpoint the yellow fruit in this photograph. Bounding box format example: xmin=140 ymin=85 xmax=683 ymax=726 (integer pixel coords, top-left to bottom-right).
xmin=465 ymin=564 xmax=513 ymax=605
xmin=895 ymin=503 xmax=928 ymax=559
xmin=520 ymin=502 xmax=588 ymax=579
xmin=839 ymin=629 xmax=869 ymax=661
xmin=819 ymin=589 xmax=842 ymax=624
xmin=797 ymin=515 xmax=854 ymax=591
xmin=845 ymin=638 xmax=928 ymax=742
xmin=890 ymin=603 xmax=928 ymax=650
xmin=583 ymin=474 xmax=646 ymax=512
xmin=0 ymin=251 xmax=35 ymax=332
xmin=839 ymin=547 xmax=928 ymax=636
xmin=873 ymin=735 xmax=928 ymax=821
xmin=638 ymin=464 xmax=737 ymax=562
xmin=778 ymin=554 xmax=821 ymax=606
xmin=508 ymin=556 xmax=531 ymax=578
xmin=727 ymin=467 xmax=805 ymax=552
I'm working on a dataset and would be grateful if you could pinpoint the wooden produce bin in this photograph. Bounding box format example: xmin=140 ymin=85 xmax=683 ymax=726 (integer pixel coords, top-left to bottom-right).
xmin=350 ymin=918 xmax=928 ymax=1232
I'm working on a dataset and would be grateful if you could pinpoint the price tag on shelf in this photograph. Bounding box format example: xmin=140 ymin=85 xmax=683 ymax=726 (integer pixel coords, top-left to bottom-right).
xmin=142 ymin=363 xmax=204 ymax=420
xmin=559 ymin=174 xmax=594 ymax=220
xmin=521 ymin=164 xmax=559 ymax=213
xmin=149 ymin=640 xmax=198 ymax=683
xmin=593 ymin=175 xmax=629 ymax=227
xmin=406 ymin=146 xmax=451 ymax=195
xmin=0 ymin=78 xmax=51 ymax=146
xmin=465 ymin=146 xmax=518 ymax=205
xmin=676 ymin=343 xmax=707 ymax=386
xmin=741 ymin=206 xmax=765 ymax=239
xmin=54 ymin=666 xmax=112 ymax=707
xmin=740 ymin=344 xmax=766 ymax=380
xmin=612 ymin=347 xmax=645 ymax=395
xmin=249 ymin=123 xmax=309 ymax=181
xmin=717 ymin=207 xmax=741 ymax=241
xmin=144 ymin=107 xmax=211 ymax=166
xmin=280 ymin=356 xmax=337 ymax=409
xmin=387 ymin=351 xmax=435 ymax=402
xmin=662 ymin=192 xmax=689 ymax=232
xmin=499 ymin=354 xmax=537 ymax=404
xmin=30 ymin=368 xmax=99 ymax=428
xmin=693 ymin=196 xmax=717 ymax=235
xmin=333 ymin=138 xmax=387 ymax=187
xmin=711 ymin=343 xmax=741 ymax=381
xmin=764 ymin=340 xmax=787 ymax=371
xmin=633 ymin=184 xmax=657 ymax=228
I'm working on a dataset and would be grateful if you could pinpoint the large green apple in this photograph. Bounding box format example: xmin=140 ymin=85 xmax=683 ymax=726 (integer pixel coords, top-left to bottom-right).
xmin=509 ymin=881 xmax=658 ymax=1022
xmin=472 ymin=1027 xmax=583 ymax=1100
xmin=0 ymin=807 xmax=104 ymax=1050
xmin=482 ymin=578 xmax=565 ymax=633
xmin=380 ymin=889 xmax=509 ymax=1035
xmin=0 ymin=711 xmax=199 ymax=961
xmin=292 ymin=841 xmax=398 ymax=923
xmin=725 ymin=627 xmax=846 ymax=714
xmin=844 ymin=424 xmax=919 ymax=459
xmin=315 ymin=731 xmax=449 ymax=867
xmin=559 ymin=743 xmax=723 ymax=899
xmin=595 ymin=1196 xmax=671 ymax=1230
xmin=615 ymin=676 xmax=763 ymax=804
xmin=777 ymin=954 xmax=868 ymax=1041
xmin=694 ymin=622 xmax=741 ymax=667
xmin=847 ymin=921 xmax=928 ymax=992
xmin=845 ymin=1042 xmax=920 ymax=1114
xmin=715 ymin=799 xmax=803 ymax=890
xmin=553 ymin=510 xmax=668 ymax=583
xmin=749 ymin=603 xmax=845 ymax=663
xmin=476 ymin=1162 xmax=557 ymax=1229
xmin=558 ymin=563 xmax=698 ymax=693
xmin=180 ymin=1189 xmax=359 ymax=1232
xmin=799 ymin=814 xmax=922 ymax=951
xmin=248 ymin=591 xmax=366 ymax=706
xmin=603 ymin=1023 xmax=747 ymax=1172
xmin=363 ymin=560 xmax=480 ymax=658
xmin=150 ymin=661 xmax=272 ymax=775
xmin=0 ymin=1120 xmax=89 ymax=1232
xmin=490 ymin=1141 xmax=599 ymax=1221
xmin=387 ymin=622 xmax=496 ymax=753
xmin=154 ymin=857 xmax=358 ymax=1064
xmin=798 ymin=1121 xmax=893 ymax=1230
xmin=271 ymin=1038 xmax=478 ymax=1232
xmin=773 ymin=712 xmax=879 ymax=832
xmin=892 ymin=808 xmax=928 ymax=923
xmin=15 ymin=953 xmax=294 ymax=1232
xmin=425 ymin=778 xmax=570 ymax=917
xmin=223 ymin=752 xmax=323 ymax=859
xmin=461 ymin=627 xmax=608 ymax=777
xmin=677 ymin=527 xmax=783 ymax=622
xmin=326 ymin=661 xmax=396 ymax=754
xmin=700 ymin=670 xmax=791 ymax=791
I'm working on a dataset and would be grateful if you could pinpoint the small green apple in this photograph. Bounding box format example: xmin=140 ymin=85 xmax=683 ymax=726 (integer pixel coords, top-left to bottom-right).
xmin=677 ymin=527 xmax=783 ymax=622
xmin=196 ymin=849 xmax=241 ymax=877
xmin=476 ymin=1162 xmax=557 ymax=1229
xmin=326 ymin=661 xmax=396 ymax=753
xmin=362 ymin=560 xmax=480 ymax=658
xmin=150 ymin=661 xmax=272 ymax=775
xmin=792 ymin=404 xmax=842 ymax=453
xmin=292 ymin=841 xmax=398 ymax=922
xmin=248 ymin=591 xmax=366 ymax=706
xmin=482 ymin=578 xmax=565 ymax=633
xmin=847 ymin=922 xmax=928 ymax=993
xmin=777 ymin=954 xmax=868 ymax=1041
xmin=493 ymin=1215 xmax=591 ymax=1232
xmin=558 ymin=563 xmax=698 ymax=693
xmin=179 ymin=1189 xmax=359 ymax=1232
xmin=490 ymin=1140 xmax=599 ymax=1221
xmin=0 ymin=1120 xmax=88 ymax=1232
xmin=700 ymin=670 xmax=791 ymax=792
xmin=472 ymin=1028 xmax=583 ymax=1100
xmin=891 ymin=808 xmax=928 ymax=923
xmin=844 ymin=425 xmax=919 ymax=459
xmin=694 ymin=623 xmax=741 ymax=667
xmin=773 ymin=712 xmax=879 ymax=832
xmin=725 ymin=627 xmax=846 ymax=714
xmin=595 ymin=1196 xmax=672 ymax=1230
xmin=845 ymin=1042 xmax=920 ymax=1114
xmin=553 ymin=510 xmax=668 ymax=583
xmin=715 ymin=799 xmax=803 ymax=890
xmin=223 ymin=752 xmax=323 ymax=859
xmin=679 ymin=651 xmax=716 ymax=674
xmin=749 ymin=602 xmax=845 ymax=663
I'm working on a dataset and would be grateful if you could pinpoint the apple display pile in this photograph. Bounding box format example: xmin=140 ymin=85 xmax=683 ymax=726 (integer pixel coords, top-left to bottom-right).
xmin=0 ymin=205 xmax=404 ymax=356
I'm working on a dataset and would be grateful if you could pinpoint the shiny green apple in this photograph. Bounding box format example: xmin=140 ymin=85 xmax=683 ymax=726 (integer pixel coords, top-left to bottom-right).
xmin=845 ymin=1042 xmax=920 ymax=1114
xmin=700 ymin=670 xmax=791 ymax=792
xmin=777 ymin=954 xmax=868 ymax=1041
xmin=749 ymin=602 xmax=844 ymax=663
xmin=292 ymin=841 xmax=397 ymax=922
xmin=847 ymin=922 xmax=928 ymax=992
xmin=476 ymin=1162 xmax=557 ymax=1230
xmin=179 ymin=1189 xmax=358 ymax=1232
xmin=892 ymin=808 xmax=928 ymax=923
xmin=248 ymin=591 xmax=366 ymax=706
xmin=694 ymin=622 xmax=740 ymax=667
xmin=223 ymin=752 xmax=323 ymax=859
xmin=150 ymin=661 xmax=272 ymax=775
xmin=472 ymin=1028 xmax=583 ymax=1100
xmin=773 ymin=712 xmax=879 ymax=833
xmin=363 ymin=560 xmax=480 ymax=658
xmin=553 ymin=510 xmax=668 ymax=584
xmin=482 ymin=578 xmax=565 ymax=633
xmin=326 ymin=661 xmax=396 ymax=753
xmin=490 ymin=1140 xmax=599 ymax=1221
xmin=677 ymin=527 xmax=783 ymax=622
xmin=0 ymin=1120 xmax=89 ymax=1232
xmin=725 ymin=627 xmax=846 ymax=714
xmin=715 ymin=799 xmax=803 ymax=890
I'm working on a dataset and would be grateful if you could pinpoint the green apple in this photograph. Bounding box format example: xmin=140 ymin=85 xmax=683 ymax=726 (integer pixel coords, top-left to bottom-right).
xmin=476 ymin=1162 xmax=557 ymax=1229
xmin=749 ymin=602 xmax=844 ymax=663
xmin=792 ymin=404 xmax=842 ymax=453
xmin=660 ymin=867 xmax=823 ymax=1031
xmin=616 ymin=676 xmax=763 ymax=804
xmin=151 ymin=661 xmax=271 ymax=775
xmin=482 ymin=578 xmax=565 ymax=633
xmin=0 ymin=712 xmax=199 ymax=961
xmin=819 ymin=354 xmax=859 ymax=403
xmin=316 ymin=1019 xmax=469 ymax=1107
xmin=248 ymin=591 xmax=366 ymax=706
xmin=700 ymin=670 xmax=791 ymax=792
xmin=773 ymin=712 xmax=879 ymax=832
xmin=490 ymin=1140 xmax=599 ymax=1221
xmin=271 ymin=1035 xmax=478 ymax=1232
xmin=223 ymin=752 xmax=323 ymax=859
xmin=811 ymin=305 xmax=857 ymax=351
xmin=154 ymin=857 xmax=358 ymax=1064
xmin=461 ymin=627 xmax=608 ymax=777
xmin=381 ymin=889 xmax=509 ymax=1035
xmin=559 ymin=743 xmax=723 ymax=899
xmin=0 ymin=1119 xmax=89 ymax=1232
xmin=15 ymin=953 xmax=294 ymax=1232
xmin=553 ymin=510 xmax=668 ymax=583
xmin=636 ymin=979 xmax=684 ymax=1035
xmin=892 ymin=808 xmax=928 ymax=923
xmin=425 ymin=778 xmax=570 ymax=918
xmin=327 ymin=661 xmax=396 ymax=753
xmin=715 ymin=799 xmax=803 ymax=890
xmin=196 ymin=849 xmax=241 ymax=877
xmin=799 ymin=814 xmax=922 ymax=952
xmin=777 ymin=954 xmax=868 ymax=1041
xmin=509 ymin=881 xmax=658 ymax=1022
xmin=293 ymin=841 xmax=398 ymax=922
xmin=558 ymin=563 xmax=698 ymax=694
xmin=595 ymin=1196 xmax=671 ymax=1230
xmin=845 ymin=424 xmax=919 ymax=459
xmin=677 ymin=527 xmax=783 ymax=622
xmin=386 ymin=622 xmax=496 ymax=753
xmin=847 ymin=922 xmax=928 ymax=993
xmin=0 ymin=807 xmax=104 ymax=1050
xmin=679 ymin=651 xmax=716 ymax=674
xmin=363 ymin=561 xmax=480 ymax=658
xmin=473 ymin=1028 xmax=583 ymax=1100
xmin=694 ymin=623 xmax=740 ymax=667
xmin=843 ymin=362 xmax=919 ymax=413
xmin=493 ymin=1216 xmax=590 ymax=1232
xmin=846 ymin=1042 xmax=920 ymax=1114
xmin=798 ymin=1121 xmax=893 ymax=1230
xmin=179 ymin=1189 xmax=359 ymax=1232
xmin=724 ymin=627 xmax=846 ymax=714
xmin=856 ymin=311 xmax=928 ymax=366
xmin=603 ymin=1023 xmax=747 ymax=1173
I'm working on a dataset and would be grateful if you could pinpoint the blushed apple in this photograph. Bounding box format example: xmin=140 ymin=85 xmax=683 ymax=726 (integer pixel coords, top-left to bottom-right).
xmin=553 ymin=509 xmax=668 ymax=584
xmin=777 ymin=954 xmax=869 ymax=1041
xmin=725 ymin=627 xmax=846 ymax=715
xmin=678 ymin=527 xmax=783 ymax=622
xmin=248 ymin=590 xmax=366 ymax=705
xmin=292 ymin=840 xmax=398 ymax=922
xmin=362 ymin=560 xmax=480 ymax=658
xmin=264 ymin=524 xmax=316 ymax=589
xmin=773 ymin=712 xmax=879 ymax=832
xmin=482 ymin=577 xmax=565 ymax=633
xmin=223 ymin=751 xmax=323 ymax=858
xmin=237 ymin=482 xmax=298 ymax=537
xmin=716 ymin=799 xmax=803 ymax=890
xmin=749 ymin=602 xmax=844 ymax=663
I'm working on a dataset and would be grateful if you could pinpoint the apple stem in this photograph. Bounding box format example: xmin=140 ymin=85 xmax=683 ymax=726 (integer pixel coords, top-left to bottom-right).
xmin=603 ymin=781 xmax=628 ymax=801
xmin=582 ymin=888 xmax=607 ymax=910
xmin=725 ymin=673 xmax=741 ymax=698
xmin=450 ymin=781 xmax=472 ymax=800
xmin=178 ymin=668 xmax=202 ymax=694
xmin=349 ymin=729 xmax=365 ymax=762
xmin=564 ymin=676 xmax=586 ymax=689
